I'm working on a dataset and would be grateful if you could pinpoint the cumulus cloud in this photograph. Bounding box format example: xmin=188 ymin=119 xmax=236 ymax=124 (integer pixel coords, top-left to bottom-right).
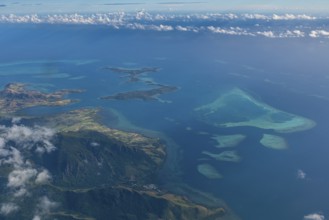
xmin=7 ymin=168 xmax=38 ymax=188
xmin=242 ymin=14 xmax=269 ymax=20
xmin=304 ymin=213 xmax=325 ymax=220
xmin=175 ymin=25 xmax=189 ymax=31
xmin=11 ymin=117 xmax=22 ymax=124
xmin=6 ymin=165 xmax=52 ymax=197
xmin=32 ymin=215 xmax=41 ymax=220
xmin=0 ymin=137 xmax=5 ymax=148
xmin=309 ymin=30 xmax=329 ymax=38
xmin=0 ymin=121 xmax=57 ymax=218
xmin=13 ymin=188 xmax=28 ymax=198
xmin=33 ymin=196 xmax=58 ymax=220
xmin=207 ymin=26 xmax=252 ymax=36
xmin=257 ymin=31 xmax=275 ymax=38
xmin=35 ymin=169 xmax=52 ymax=185
xmin=0 ymin=12 xmax=319 ymax=24
xmin=0 ymin=203 xmax=19 ymax=215
xmin=126 ymin=23 xmax=174 ymax=31
xmin=297 ymin=169 xmax=307 ymax=179
xmin=0 ymin=124 xmax=55 ymax=154
xmin=288 ymin=30 xmax=305 ymax=38
xmin=272 ymin=14 xmax=316 ymax=20
xmin=0 ymin=147 xmax=24 ymax=167
xmin=0 ymin=122 xmax=55 ymax=202
xmin=0 ymin=12 xmax=327 ymax=38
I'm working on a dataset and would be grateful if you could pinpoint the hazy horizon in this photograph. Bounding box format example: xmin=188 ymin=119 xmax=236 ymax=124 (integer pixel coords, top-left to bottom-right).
xmin=0 ymin=0 xmax=329 ymax=14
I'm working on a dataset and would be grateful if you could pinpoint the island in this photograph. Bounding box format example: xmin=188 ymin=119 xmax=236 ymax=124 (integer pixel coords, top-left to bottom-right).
xmin=104 ymin=66 xmax=160 ymax=83
xmin=100 ymin=85 xmax=178 ymax=102
xmin=0 ymin=83 xmax=83 ymax=115
xmin=101 ymin=66 xmax=178 ymax=102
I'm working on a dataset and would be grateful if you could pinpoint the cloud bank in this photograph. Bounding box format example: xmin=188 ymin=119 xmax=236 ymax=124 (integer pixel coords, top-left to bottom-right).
xmin=0 ymin=12 xmax=328 ymax=38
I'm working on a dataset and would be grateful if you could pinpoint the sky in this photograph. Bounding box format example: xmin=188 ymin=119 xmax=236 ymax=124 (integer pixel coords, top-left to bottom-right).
xmin=0 ymin=0 xmax=328 ymax=13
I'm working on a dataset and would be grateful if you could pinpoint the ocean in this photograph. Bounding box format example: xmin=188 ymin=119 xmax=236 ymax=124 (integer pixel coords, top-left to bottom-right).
xmin=0 ymin=23 xmax=329 ymax=220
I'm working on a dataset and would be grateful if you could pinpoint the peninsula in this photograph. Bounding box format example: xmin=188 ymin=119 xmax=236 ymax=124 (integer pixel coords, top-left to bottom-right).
xmin=0 ymin=83 xmax=83 ymax=115
xmin=0 ymin=108 xmax=238 ymax=220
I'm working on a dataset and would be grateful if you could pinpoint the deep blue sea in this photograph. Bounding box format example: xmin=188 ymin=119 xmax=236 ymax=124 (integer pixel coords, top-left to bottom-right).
xmin=1 ymin=23 xmax=329 ymax=220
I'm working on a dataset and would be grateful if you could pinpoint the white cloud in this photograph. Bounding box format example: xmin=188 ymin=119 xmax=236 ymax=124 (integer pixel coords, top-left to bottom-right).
xmin=291 ymin=30 xmax=305 ymax=38
xmin=155 ymin=24 xmax=173 ymax=31
xmin=0 ymin=147 xmax=24 ymax=167
xmin=90 ymin=142 xmax=100 ymax=147
xmin=35 ymin=169 xmax=52 ymax=185
xmin=257 ymin=31 xmax=275 ymax=38
xmin=125 ymin=23 xmax=173 ymax=31
xmin=5 ymin=125 xmax=33 ymax=141
xmin=309 ymin=30 xmax=329 ymax=38
xmin=272 ymin=14 xmax=316 ymax=20
xmin=7 ymin=168 xmax=38 ymax=188
xmin=297 ymin=169 xmax=307 ymax=179
xmin=34 ymin=196 xmax=58 ymax=219
xmin=0 ymin=137 xmax=5 ymax=148
xmin=0 ymin=122 xmax=57 ymax=216
xmin=38 ymin=196 xmax=58 ymax=211
xmin=207 ymin=26 xmax=252 ymax=36
xmin=13 ymin=188 xmax=28 ymax=198
xmin=32 ymin=215 xmax=41 ymax=220
xmin=11 ymin=117 xmax=22 ymax=124
xmin=226 ymin=13 xmax=238 ymax=20
xmin=0 ymin=125 xmax=55 ymax=154
xmin=176 ymin=25 xmax=189 ymax=31
xmin=243 ymin=14 xmax=269 ymax=20
xmin=0 ymin=12 xmax=326 ymax=39
xmin=0 ymin=203 xmax=19 ymax=215
xmin=304 ymin=213 xmax=325 ymax=220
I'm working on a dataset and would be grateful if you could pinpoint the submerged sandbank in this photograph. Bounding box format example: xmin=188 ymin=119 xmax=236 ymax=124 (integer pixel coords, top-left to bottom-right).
xmin=195 ymin=88 xmax=316 ymax=133
xmin=260 ymin=134 xmax=288 ymax=150
xmin=197 ymin=163 xmax=223 ymax=179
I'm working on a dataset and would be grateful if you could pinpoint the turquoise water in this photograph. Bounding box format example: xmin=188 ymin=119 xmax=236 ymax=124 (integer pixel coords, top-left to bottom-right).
xmin=1 ymin=24 xmax=329 ymax=219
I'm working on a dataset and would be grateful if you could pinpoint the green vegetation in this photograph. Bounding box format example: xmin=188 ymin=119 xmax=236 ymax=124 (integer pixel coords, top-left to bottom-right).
xmin=0 ymin=108 xmax=235 ymax=219
xmin=0 ymin=83 xmax=83 ymax=115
